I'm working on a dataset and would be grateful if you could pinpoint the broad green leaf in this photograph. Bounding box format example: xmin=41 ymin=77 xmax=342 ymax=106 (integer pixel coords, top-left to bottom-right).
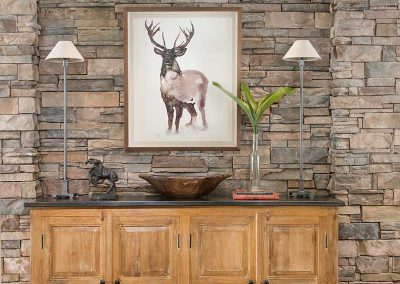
xmin=256 ymin=87 xmax=293 ymax=122
xmin=258 ymin=86 xmax=292 ymax=106
xmin=241 ymin=82 xmax=257 ymax=111
xmin=212 ymin=81 xmax=257 ymax=130
xmin=255 ymin=87 xmax=293 ymax=123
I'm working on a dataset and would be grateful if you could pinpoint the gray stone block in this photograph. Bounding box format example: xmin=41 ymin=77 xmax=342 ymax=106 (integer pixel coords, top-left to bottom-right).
xmin=271 ymin=147 xmax=328 ymax=164
xmin=339 ymin=223 xmax=379 ymax=240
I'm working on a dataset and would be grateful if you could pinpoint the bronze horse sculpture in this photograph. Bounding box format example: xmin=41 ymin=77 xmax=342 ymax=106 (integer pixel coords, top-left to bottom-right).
xmin=86 ymin=158 xmax=119 ymax=200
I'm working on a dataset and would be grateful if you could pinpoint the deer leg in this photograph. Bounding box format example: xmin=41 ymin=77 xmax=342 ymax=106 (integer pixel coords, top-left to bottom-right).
xmin=199 ymin=106 xmax=207 ymax=129
xmin=164 ymin=101 xmax=174 ymax=131
xmin=197 ymin=95 xmax=207 ymax=129
xmin=185 ymin=103 xmax=197 ymax=126
xmin=196 ymin=94 xmax=207 ymax=129
xmin=175 ymin=104 xmax=183 ymax=133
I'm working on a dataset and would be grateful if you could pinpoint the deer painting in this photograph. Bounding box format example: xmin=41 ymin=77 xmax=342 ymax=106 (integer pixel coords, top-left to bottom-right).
xmin=145 ymin=20 xmax=208 ymax=133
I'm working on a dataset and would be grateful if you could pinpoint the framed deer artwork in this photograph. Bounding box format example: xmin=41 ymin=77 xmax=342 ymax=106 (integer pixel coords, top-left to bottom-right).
xmin=124 ymin=7 xmax=241 ymax=151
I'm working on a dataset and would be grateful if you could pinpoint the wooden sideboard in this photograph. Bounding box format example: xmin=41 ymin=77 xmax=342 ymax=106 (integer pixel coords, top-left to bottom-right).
xmin=29 ymin=201 xmax=340 ymax=284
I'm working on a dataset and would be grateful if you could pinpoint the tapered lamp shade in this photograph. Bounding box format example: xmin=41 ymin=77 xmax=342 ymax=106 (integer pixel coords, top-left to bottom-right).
xmin=45 ymin=41 xmax=84 ymax=63
xmin=282 ymin=40 xmax=321 ymax=62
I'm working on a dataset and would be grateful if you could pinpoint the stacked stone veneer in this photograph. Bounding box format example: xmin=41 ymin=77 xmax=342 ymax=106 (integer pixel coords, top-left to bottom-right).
xmin=330 ymin=0 xmax=400 ymax=282
xmin=37 ymin=1 xmax=332 ymax=196
xmin=0 ymin=0 xmax=399 ymax=283
xmin=0 ymin=0 xmax=40 ymax=282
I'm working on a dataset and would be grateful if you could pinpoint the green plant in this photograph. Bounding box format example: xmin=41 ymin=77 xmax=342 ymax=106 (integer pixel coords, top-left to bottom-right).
xmin=212 ymin=81 xmax=293 ymax=132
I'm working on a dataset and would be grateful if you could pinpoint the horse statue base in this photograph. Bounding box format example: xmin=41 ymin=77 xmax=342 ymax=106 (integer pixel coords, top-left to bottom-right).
xmin=90 ymin=191 xmax=117 ymax=201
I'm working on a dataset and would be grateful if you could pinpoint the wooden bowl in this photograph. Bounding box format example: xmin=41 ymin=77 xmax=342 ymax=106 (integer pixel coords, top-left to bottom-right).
xmin=138 ymin=173 xmax=231 ymax=199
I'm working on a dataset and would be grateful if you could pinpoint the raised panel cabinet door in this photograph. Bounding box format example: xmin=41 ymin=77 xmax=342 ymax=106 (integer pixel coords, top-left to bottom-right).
xmin=260 ymin=213 xmax=328 ymax=284
xmin=41 ymin=216 xmax=107 ymax=284
xmin=190 ymin=215 xmax=256 ymax=284
xmin=112 ymin=216 xmax=180 ymax=284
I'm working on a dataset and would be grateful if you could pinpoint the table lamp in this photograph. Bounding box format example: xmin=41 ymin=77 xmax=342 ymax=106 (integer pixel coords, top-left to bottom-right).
xmin=45 ymin=41 xmax=84 ymax=199
xmin=283 ymin=40 xmax=320 ymax=198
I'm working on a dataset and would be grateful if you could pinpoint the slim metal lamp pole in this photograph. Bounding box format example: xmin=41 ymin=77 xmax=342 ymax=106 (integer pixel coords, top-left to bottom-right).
xmin=299 ymin=59 xmax=304 ymax=193
xmin=62 ymin=59 xmax=69 ymax=195
xmin=46 ymin=41 xmax=83 ymax=199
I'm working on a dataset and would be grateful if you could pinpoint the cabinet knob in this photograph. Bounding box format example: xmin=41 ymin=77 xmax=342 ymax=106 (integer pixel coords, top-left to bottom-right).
xmin=114 ymin=280 xmax=120 ymax=284
xmin=100 ymin=280 xmax=105 ymax=284
xmin=248 ymin=280 xmax=255 ymax=284
xmin=263 ymin=280 xmax=270 ymax=284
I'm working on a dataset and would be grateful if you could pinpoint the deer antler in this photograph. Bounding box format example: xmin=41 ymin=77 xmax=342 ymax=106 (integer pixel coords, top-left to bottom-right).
xmin=145 ymin=20 xmax=167 ymax=50
xmin=173 ymin=21 xmax=195 ymax=50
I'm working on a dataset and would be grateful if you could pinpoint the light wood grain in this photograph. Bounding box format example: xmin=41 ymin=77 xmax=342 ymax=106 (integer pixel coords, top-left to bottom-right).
xmin=30 ymin=210 xmax=42 ymax=284
xmin=40 ymin=214 xmax=107 ymax=283
xmin=112 ymin=215 xmax=179 ymax=284
xmin=179 ymin=215 xmax=191 ymax=284
xmin=30 ymin=206 xmax=338 ymax=284
xmin=259 ymin=210 xmax=334 ymax=284
xmin=326 ymin=208 xmax=339 ymax=284
xmin=190 ymin=215 xmax=256 ymax=284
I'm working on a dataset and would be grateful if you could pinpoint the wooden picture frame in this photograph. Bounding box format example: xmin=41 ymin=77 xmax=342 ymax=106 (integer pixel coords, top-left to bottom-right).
xmin=124 ymin=7 xmax=241 ymax=151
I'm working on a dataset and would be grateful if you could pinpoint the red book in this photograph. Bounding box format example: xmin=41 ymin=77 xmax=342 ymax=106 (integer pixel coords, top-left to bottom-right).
xmin=232 ymin=189 xmax=280 ymax=200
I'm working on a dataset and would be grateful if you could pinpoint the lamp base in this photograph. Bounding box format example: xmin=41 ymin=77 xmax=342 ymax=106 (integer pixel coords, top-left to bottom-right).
xmin=51 ymin=180 xmax=78 ymax=199
xmin=62 ymin=179 xmax=69 ymax=194
xmin=52 ymin=193 xmax=79 ymax=200
xmin=289 ymin=191 xmax=315 ymax=199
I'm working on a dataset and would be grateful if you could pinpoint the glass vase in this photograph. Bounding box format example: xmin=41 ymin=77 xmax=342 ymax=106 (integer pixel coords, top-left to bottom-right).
xmin=248 ymin=130 xmax=261 ymax=191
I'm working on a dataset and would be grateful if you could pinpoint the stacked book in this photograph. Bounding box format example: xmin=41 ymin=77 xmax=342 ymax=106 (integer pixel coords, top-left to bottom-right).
xmin=232 ymin=189 xmax=280 ymax=200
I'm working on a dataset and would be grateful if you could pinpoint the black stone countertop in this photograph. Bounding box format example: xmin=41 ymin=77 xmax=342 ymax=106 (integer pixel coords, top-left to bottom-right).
xmin=25 ymin=193 xmax=345 ymax=208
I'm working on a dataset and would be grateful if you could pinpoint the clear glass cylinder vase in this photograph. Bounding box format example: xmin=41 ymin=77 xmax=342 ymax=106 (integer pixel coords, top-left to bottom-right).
xmin=248 ymin=130 xmax=261 ymax=191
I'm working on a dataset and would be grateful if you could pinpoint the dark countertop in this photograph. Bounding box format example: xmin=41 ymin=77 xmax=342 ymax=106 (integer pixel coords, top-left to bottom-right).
xmin=25 ymin=193 xmax=345 ymax=208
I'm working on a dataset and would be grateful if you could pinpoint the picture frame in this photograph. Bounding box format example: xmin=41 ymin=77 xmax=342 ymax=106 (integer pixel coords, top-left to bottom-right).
xmin=124 ymin=7 xmax=241 ymax=151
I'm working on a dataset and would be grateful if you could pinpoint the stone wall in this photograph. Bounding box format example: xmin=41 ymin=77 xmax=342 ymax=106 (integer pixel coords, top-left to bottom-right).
xmin=1 ymin=0 xmax=399 ymax=283
xmin=2 ymin=0 xmax=333 ymax=282
xmin=0 ymin=0 xmax=40 ymax=282
xmin=37 ymin=0 xmax=332 ymax=197
xmin=330 ymin=0 xmax=400 ymax=282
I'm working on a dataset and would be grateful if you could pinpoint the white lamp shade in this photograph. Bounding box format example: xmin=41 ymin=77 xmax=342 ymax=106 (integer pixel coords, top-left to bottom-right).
xmin=45 ymin=41 xmax=84 ymax=63
xmin=282 ymin=40 xmax=321 ymax=62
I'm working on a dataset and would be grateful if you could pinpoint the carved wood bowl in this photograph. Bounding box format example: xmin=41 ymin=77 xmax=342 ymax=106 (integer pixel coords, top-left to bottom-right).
xmin=138 ymin=173 xmax=231 ymax=199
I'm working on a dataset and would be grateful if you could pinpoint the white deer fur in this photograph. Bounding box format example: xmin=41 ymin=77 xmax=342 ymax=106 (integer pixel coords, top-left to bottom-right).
xmin=161 ymin=69 xmax=208 ymax=105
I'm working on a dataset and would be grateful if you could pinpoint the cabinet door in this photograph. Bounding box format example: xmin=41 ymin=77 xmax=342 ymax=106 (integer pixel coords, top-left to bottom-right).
xmin=190 ymin=215 xmax=256 ymax=284
xmin=260 ymin=213 xmax=328 ymax=284
xmin=112 ymin=216 xmax=180 ymax=284
xmin=41 ymin=216 xmax=107 ymax=284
